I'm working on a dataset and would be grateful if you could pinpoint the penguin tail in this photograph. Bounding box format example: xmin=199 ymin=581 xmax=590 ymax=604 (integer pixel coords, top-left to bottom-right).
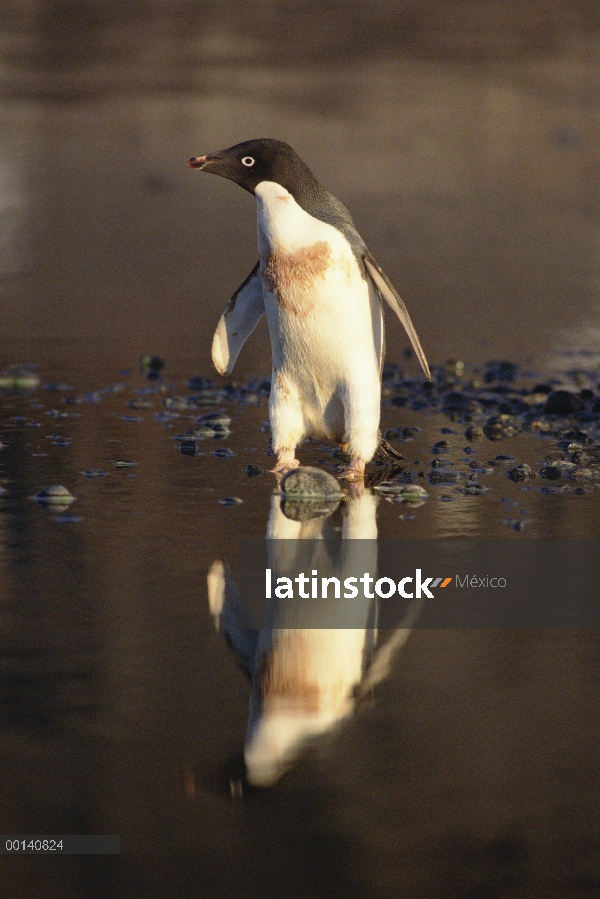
xmin=364 ymin=437 xmax=406 ymax=487
xmin=375 ymin=437 xmax=405 ymax=464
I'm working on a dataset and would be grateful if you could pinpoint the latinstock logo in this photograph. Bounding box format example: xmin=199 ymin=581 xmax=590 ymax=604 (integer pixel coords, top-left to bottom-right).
xmin=265 ymin=569 xmax=456 ymax=600
xmin=239 ymin=539 xmax=600 ymax=630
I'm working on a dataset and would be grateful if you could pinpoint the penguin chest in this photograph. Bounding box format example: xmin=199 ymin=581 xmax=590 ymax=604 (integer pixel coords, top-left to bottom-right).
xmin=261 ymin=242 xmax=374 ymax=391
xmin=254 ymin=181 xmax=376 ymax=371
xmin=261 ymin=239 xmax=356 ymax=320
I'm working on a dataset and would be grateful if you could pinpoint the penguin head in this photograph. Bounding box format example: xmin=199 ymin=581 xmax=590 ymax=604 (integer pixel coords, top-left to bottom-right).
xmin=188 ymin=138 xmax=318 ymax=197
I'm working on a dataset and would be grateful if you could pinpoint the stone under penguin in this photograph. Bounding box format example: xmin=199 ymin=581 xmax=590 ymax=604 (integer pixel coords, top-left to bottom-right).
xmin=188 ymin=138 xmax=430 ymax=480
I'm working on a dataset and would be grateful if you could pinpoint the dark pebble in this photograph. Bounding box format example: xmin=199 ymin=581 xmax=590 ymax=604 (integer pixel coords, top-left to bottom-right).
xmin=246 ymin=465 xmax=264 ymax=477
xmin=545 ymin=451 xmax=568 ymax=462
xmin=431 ymin=458 xmax=453 ymax=468
xmin=219 ymin=496 xmax=243 ymax=506
xmin=568 ymin=468 xmax=595 ymax=481
xmin=558 ymin=441 xmax=583 ymax=453
xmin=115 ymin=459 xmax=137 ymax=467
xmin=561 ymin=429 xmax=592 ymax=443
xmin=463 ymin=483 xmax=488 ymax=495
xmin=544 ymin=390 xmax=584 ymax=415
xmin=180 ymin=441 xmax=196 ymax=455
xmin=431 ymin=440 xmax=450 ymax=454
xmin=507 ymin=464 xmax=532 ymax=482
xmin=470 ymin=462 xmax=494 ymax=474
xmin=571 ymin=451 xmax=591 ymax=464
xmin=139 ymin=354 xmax=165 ymax=374
xmin=539 ymin=466 xmax=562 ymax=480
xmin=83 ymin=469 xmax=108 ymax=478
xmin=214 ymin=447 xmax=234 ymax=458
xmin=483 ymin=414 xmax=521 ymax=440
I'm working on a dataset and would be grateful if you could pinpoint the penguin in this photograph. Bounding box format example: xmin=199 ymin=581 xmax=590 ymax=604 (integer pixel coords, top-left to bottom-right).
xmin=188 ymin=139 xmax=430 ymax=480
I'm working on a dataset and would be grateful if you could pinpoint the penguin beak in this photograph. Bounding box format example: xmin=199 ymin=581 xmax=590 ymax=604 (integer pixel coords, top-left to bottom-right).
xmin=187 ymin=151 xmax=253 ymax=192
xmin=187 ymin=155 xmax=208 ymax=169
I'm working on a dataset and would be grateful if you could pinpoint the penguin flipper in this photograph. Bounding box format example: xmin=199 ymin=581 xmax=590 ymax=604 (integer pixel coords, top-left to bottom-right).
xmin=211 ymin=261 xmax=264 ymax=375
xmin=363 ymin=252 xmax=431 ymax=381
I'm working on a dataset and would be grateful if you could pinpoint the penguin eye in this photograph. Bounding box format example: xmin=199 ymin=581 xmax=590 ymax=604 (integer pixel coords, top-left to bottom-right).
xmin=241 ymin=156 xmax=255 ymax=167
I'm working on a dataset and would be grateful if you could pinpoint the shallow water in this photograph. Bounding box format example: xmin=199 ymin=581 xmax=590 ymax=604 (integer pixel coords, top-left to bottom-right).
xmin=1 ymin=3 xmax=600 ymax=898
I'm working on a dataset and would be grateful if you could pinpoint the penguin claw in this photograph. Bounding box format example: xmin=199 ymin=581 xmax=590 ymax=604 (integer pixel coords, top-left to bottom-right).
xmin=271 ymin=463 xmax=299 ymax=477
xmin=271 ymin=452 xmax=300 ymax=477
xmin=338 ymin=459 xmax=365 ymax=482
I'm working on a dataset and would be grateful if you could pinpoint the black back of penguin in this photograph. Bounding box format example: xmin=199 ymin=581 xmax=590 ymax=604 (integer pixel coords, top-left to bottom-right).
xmin=194 ymin=139 xmax=368 ymax=264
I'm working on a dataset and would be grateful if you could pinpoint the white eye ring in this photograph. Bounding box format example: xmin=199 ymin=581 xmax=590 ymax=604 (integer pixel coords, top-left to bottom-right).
xmin=241 ymin=156 xmax=255 ymax=167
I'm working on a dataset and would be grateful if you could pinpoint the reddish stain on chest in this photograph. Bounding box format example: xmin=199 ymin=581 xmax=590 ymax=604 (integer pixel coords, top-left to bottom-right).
xmin=262 ymin=241 xmax=332 ymax=316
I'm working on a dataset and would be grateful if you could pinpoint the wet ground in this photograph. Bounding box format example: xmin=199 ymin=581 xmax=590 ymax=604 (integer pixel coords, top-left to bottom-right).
xmin=1 ymin=2 xmax=600 ymax=898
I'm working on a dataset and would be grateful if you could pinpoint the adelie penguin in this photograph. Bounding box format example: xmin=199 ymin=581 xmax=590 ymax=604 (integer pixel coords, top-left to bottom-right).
xmin=188 ymin=139 xmax=430 ymax=481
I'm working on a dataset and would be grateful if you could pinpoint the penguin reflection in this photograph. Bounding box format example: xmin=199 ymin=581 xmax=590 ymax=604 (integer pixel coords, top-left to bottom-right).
xmin=207 ymin=489 xmax=420 ymax=787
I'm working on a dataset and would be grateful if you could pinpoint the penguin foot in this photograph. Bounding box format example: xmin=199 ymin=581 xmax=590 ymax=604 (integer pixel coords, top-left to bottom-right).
xmin=271 ymin=450 xmax=300 ymax=476
xmin=338 ymin=458 xmax=365 ymax=481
